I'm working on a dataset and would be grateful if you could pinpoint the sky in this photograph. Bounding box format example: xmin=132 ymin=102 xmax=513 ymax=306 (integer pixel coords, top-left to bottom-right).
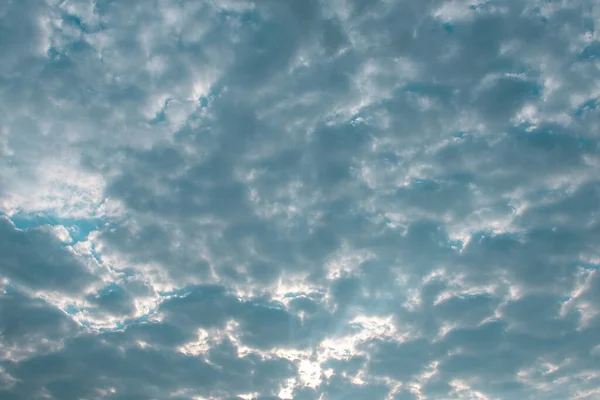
xmin=1 ymin=0 xmax=600 ymax=399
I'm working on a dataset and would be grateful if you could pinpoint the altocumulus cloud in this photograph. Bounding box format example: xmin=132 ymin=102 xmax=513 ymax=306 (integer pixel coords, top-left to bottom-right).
xmin=1 ymin=0 xmax=600 ymax=399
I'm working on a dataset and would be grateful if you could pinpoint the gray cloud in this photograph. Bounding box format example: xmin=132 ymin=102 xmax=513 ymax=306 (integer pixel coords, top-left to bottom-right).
xmin=1 ymin=0 xmax=600 ymax=399
xmin=0 ymin=218 xmax=97 ymax=294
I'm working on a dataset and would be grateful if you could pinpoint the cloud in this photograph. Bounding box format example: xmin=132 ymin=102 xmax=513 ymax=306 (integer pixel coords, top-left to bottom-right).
xmin=0 ymin=287 xmax=80 ymax=361
xmin=0 ymin=217 xmax=98 ymax=294
xmin=1 ymin=0 xmax=600 ymax=399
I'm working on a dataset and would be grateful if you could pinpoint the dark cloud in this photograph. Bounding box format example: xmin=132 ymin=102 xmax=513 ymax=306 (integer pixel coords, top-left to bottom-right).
xmin=0 ymin=288 xmax=79 ymax=355
xmin=159 ymin=285 xmax=336 ymax=350
xmin=1 ymin=329 xmax=297 ymax=399
xmin=0 ymin=218 xmax=97 ymax=294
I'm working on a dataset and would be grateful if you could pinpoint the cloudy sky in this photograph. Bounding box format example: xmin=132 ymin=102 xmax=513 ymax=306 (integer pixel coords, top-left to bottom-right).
xmin=1 ymin=0 xmax=600 ymax=399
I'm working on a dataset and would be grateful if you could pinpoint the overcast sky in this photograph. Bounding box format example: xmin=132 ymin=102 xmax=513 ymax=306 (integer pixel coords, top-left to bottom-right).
xmin=1 ymin=0 xmax=600 ymax=399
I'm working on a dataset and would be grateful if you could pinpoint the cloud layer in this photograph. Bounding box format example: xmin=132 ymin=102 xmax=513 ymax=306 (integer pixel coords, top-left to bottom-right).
xmin=1 ymin=0 xmax=600 ymax=399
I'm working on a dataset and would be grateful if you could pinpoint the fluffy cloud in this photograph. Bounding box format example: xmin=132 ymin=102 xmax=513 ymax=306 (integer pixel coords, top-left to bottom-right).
xmin=1 ymin=0 xmax=600 ymax=399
